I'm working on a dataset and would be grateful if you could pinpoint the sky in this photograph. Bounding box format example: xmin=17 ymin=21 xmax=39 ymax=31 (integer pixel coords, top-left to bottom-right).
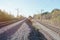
xmin=0 ymin=0 xmax=60 ymax=17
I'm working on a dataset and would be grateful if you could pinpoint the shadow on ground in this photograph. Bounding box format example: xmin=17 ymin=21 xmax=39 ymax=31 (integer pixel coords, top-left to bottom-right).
xmin=26 ymin=19 xmax=47 ymax=40
xmin=28 ymin=28 xmax=47 ymax=40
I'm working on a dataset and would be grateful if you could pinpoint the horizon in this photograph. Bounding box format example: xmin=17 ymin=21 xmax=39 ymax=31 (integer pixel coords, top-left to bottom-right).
xmin=0 ymin=0 xmax=60 ymax=17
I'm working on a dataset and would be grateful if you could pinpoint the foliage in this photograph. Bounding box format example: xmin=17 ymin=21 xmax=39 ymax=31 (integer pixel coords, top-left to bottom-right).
xmin=0 ymin=10 xmax=14 ymax=22
xmin=33 ymin=9 xmax=60 ymax=26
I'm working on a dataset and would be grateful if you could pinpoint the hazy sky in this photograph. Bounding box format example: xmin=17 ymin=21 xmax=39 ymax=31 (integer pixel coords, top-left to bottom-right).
xmin=0 ymin=0 xmax=60 ymax=17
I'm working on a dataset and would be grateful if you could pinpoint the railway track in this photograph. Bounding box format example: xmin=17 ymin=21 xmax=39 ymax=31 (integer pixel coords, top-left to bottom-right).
xmin=0 ymin=18 xmax=25 ymax=28
xmin=0 ymin=19 xmax=26 ymax=34
xmin=0 ymin=18 xmax=47 ymax=40
xmin=32 ymin=19 xmax=60 ymax=40
xmin=37 ymin=20 xmax=60 ymax=35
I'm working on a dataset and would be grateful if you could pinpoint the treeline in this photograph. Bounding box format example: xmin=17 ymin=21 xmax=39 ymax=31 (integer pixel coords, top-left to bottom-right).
xmin=33 ymin=9 xmax=60 ymax=26
xmin=0 ymin=10 xmax=24 ymax=22
xmin=0 ymin=10 xmax=15 ymax=22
